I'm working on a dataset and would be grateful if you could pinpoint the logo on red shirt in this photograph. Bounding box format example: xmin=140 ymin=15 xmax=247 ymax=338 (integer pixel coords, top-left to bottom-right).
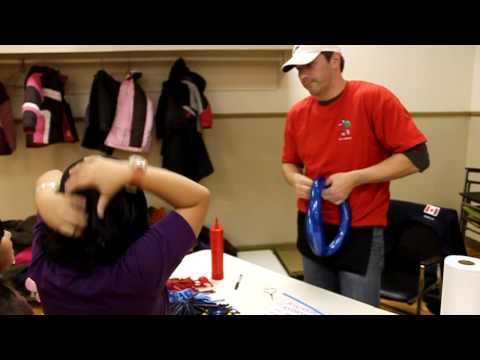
xmin=338 ymin=119 xmax=352 ymax=141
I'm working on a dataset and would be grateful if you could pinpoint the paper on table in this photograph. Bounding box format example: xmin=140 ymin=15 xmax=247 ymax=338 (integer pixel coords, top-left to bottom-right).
xmin=265 ymin=292 xmax=326 ymax=315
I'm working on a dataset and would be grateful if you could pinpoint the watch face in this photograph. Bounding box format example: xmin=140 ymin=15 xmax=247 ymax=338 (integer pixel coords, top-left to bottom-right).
xmin=130 ymin=155 xmax=147 ymax=170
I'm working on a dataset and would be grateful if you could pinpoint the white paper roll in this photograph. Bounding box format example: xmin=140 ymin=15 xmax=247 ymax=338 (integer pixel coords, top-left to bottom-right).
xmin=440 ymin=255 xmax=480 ymax=315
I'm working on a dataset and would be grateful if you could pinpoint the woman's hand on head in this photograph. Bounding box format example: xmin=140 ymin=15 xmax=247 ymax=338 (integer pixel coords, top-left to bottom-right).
xmin=53 ymin=193 xmax=88 ymax=238
xmin=65 ymin=156 xmax=131 ymax=219
xmin=35 ymin=170 xmax=88 ymax=238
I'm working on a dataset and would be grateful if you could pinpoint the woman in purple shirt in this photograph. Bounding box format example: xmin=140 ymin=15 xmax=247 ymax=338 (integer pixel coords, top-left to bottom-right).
xmin=29 ymin=155 xmax=210 ymax=315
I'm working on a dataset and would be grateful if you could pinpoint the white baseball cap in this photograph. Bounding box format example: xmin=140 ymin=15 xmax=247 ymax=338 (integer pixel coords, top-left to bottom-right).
xmin=281 ymin=45 xmax=343 ymax=72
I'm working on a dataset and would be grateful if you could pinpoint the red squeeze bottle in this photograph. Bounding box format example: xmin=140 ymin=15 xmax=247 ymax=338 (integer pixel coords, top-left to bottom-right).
xmin=210 ymin=218 xmax=224 ymax=280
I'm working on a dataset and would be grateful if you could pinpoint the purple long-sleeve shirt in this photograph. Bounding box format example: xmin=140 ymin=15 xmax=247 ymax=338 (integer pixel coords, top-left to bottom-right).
xmin=28 ymin=211 xmax=196 ymax=315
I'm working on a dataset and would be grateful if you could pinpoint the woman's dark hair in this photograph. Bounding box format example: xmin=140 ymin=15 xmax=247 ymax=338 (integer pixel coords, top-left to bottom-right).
xmin=0 ymin=219 xmax=4 ymax=242
xmin=40 ymin=158 xmax=149 ymax=273
xmin=0 ymin=279 xmax=33 ymax=315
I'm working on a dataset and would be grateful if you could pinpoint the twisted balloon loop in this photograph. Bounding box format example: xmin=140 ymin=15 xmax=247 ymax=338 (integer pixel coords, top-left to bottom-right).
xmin=305 ymin=177 xmax=351 ymax=257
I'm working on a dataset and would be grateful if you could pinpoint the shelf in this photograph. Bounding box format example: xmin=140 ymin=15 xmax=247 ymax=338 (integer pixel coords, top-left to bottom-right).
xmin=461 ymin=192 xmax=480 ymax=204
xmin=0 ymin=45 xmax=292 ymax=55
xmin=466 ymin=226 xmax=480 ymax=236
xmin=0 ymin=47 xmax=291 ymax=68
xmin=0 ymin=46 xmax=292 ymax=118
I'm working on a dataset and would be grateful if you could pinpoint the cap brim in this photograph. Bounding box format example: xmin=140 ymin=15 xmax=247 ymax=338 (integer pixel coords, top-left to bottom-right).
xmin=281 ymin=52 xmax=320 ymax=72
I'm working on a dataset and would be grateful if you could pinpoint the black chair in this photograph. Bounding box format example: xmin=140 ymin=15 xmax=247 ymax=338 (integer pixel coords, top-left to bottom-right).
xmin=381 ymin=222 xmax=443 ymax=315
xmin=459 ymin=167 xmax=480 ymax=244
xmin=381 ymin=199 xmax=466 ymax=315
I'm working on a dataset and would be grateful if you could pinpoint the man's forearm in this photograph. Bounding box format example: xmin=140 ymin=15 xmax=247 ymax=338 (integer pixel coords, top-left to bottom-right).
xmin=282 ymin=163 xmax=303 ymax=186
xmin=352 ymin=153 xmax=420 ymax=187
xmin=138 ymin=166 xmax=210 ymax=210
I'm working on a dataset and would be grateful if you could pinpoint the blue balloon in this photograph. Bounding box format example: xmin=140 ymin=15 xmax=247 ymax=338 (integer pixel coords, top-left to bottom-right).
xmin=305 ymin=177 xmax=351 ymax=257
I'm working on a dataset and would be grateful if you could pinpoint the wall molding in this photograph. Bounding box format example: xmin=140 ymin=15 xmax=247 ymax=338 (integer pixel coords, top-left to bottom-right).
xmin=13 ymin=111 xmax=480 ymax=124
xmin=215 ymin=112 xmax=480 ymax=119
xmin=412 ymin=112 xmax=479 ymax=118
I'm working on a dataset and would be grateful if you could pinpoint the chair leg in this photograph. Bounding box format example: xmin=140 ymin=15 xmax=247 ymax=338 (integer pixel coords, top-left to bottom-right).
xmin=416 ymin=296 xmax=422 ymax=315
xmin=437 ymin=263 xmax=443 ymax=295
xmin=417 ymin=264 xmax=426 ymax=315
xmin=379 ymin=301 xmax=410 ymax=315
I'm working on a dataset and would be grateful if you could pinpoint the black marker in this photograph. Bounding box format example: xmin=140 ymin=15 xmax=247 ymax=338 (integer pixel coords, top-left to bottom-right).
xmin=234 ymin=274 xmax=243 ymax=290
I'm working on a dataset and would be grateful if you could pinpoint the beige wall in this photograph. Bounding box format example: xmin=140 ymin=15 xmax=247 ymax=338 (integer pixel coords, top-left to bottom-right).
xmin=467 ymin=116 xmax=480 ymax=168
xmin=201 ymin=116 xmax=297 ymax=246
xmin=467 ymin=46 xmax=480 ymax=169
xmin=470 ymin=45 xmax=480 ymax=112
xmin=390 ymin=116 xmax=468 ymax=211
xmin=0 ymin=45 xmax=477 ymax=248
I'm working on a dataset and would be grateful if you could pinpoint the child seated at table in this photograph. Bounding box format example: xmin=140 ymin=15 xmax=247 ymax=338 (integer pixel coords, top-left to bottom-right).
xmin=0 ymin=220 xmax=34 ymax=315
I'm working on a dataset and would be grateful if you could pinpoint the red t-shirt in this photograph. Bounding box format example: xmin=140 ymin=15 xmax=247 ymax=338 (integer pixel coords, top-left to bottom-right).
xmin=282 ymin=81 xmax=427 ymax=227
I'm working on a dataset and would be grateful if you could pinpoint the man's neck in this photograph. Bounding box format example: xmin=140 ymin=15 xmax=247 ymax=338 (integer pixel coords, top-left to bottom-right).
xmin=315 ymin=77 xmax=347 ymax=103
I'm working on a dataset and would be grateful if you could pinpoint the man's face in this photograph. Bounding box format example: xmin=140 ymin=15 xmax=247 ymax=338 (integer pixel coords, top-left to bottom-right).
xmin=296 ymin=53 xmax=336 ymax=97
xmin=0 ymin=230 xmax=14 ymax=272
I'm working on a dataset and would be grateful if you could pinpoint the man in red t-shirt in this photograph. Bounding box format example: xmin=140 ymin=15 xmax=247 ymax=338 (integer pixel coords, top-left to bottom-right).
xmin=281 ymin=45 xmax=430 ymax=307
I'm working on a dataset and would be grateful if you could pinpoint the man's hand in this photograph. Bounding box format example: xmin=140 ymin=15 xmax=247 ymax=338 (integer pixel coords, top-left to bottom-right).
xmin=322 ymin=172 xmax=360 ymax=205
xmin=293 ymin=173 xmax=314 ymax=200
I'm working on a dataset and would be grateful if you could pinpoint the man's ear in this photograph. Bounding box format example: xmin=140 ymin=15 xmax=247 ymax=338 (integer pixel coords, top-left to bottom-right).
xmin=331 ymin=53 xmax=342 ymax=71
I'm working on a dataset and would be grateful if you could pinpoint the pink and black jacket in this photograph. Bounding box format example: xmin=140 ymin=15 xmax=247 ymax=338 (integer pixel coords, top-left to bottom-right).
xmin=104 ymin=72 xmax=154 ymax=153
xmin=0 ymin=82 xmax=16 ymax=155
xmin=82 ymin=70 xmax=121 ymax=155
xmin=22 ymin=66 xmax=78 ymax=147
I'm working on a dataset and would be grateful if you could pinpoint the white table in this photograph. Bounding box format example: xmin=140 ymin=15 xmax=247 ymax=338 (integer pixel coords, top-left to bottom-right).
xmin=171 ymin=250 xmax=392 ymax=315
